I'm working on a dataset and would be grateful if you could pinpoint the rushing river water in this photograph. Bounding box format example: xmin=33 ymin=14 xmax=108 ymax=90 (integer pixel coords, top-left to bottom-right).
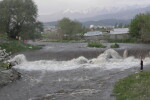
xmin=0 ymin=42 xmax=150 ymax=100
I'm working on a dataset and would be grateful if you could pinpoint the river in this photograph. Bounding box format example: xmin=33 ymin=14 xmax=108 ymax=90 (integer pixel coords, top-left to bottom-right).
xmin=0 ymin=42 xmax=150 ymax=100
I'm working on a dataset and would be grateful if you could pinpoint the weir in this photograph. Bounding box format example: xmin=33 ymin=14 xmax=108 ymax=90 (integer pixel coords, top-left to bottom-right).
xmin=11 ymin=49 xmax=150 ymax=71
xmin=15 ymin=49 xmax=150 ymax=61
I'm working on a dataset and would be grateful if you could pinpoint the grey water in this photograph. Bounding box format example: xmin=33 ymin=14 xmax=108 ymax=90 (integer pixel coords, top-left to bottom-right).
xmin=0 ymin=42 xmax=150 ymax=100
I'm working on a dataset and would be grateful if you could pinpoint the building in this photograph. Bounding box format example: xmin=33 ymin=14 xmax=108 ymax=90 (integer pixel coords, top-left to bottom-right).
xmin=84 ymin=28 xmax=129 ymax=41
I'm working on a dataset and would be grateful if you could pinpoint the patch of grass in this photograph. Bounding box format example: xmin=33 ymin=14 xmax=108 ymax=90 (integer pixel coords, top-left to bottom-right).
xmin=0 ymin=34 xmax=7 ymax=39
xmin=42 ymin=39 xmax=86 ymax=43
xmin=113 ymin=71 xmax=150 ymax=100
xmin=88 ymin=42 xmax=106 ymax=48
xmin=0 ymin=40 xmax=42 ymax=53
xmin=110 ymin=39 xmax=138 ymax=43
xmin=0 ymin=62 xmax=9 ymax=70
xmin=111 ymin=43 xmax=120 ymax=48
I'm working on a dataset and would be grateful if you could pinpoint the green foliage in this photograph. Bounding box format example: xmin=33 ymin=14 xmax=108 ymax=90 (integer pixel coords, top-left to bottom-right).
xmin=113 ymin=71 xmax=150 ymax=100
xmin=0 ymin=0 xmax=43 ymax=40
xmin=129 ymin=13 xmax=150 ymax=42
xmin=110 ymin=43 xmax=119 ymax=48
xmin=110 ymin=39 xmax=138 ymax=43
xmin=0 ymin=40 xmax=42 ymax=53
xmin=57 ymin=18 xmax=87 ymax=40
xmin=0 ymin=62 xmax=11 ymax=70
xmin=88 ymin=42 xmax=106 ymax=48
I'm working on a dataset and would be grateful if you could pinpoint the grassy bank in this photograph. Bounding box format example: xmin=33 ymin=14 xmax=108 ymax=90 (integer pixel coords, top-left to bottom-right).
xmin=42 ymin=39 xmax=86 ymax=43
xmin=110 ymin=39 xmax=139 ymax=43
xmin=113 ymin=71 xmax=150 ymax=100
xmin=0 ymin=34 xmax=42 ymax=54
xmin=0 ymin=40 xmax=42 ymax=54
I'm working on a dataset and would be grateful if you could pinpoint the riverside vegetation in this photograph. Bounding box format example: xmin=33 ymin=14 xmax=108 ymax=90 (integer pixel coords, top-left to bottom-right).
xmin=113 ymin=71 xmax=150 ymax=100
xmin=87 ymin=42 xmax=120 ymax=48
xmin=0 ymin=34 xmax=42 ymax=87
xmin=88 ymin=42 xmax=106 ymax=48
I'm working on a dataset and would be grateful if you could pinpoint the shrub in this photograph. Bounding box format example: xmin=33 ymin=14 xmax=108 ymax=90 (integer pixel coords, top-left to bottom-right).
xmin=88 ymin=42 xmax=106 ymax=48
xmin=111 ymin=43 xmax=119 ymax=48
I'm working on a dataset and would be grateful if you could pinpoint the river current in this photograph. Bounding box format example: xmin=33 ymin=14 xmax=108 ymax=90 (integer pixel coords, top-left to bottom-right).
xmin=0 ymin=42 xmax=150 ymax=100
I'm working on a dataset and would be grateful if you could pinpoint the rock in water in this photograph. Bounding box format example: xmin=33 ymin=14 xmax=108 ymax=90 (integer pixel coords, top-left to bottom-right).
xmin=0 ymin=69 xmax=21 ymax=87
xmin=0 ymin=47 xmax=11 ymax=62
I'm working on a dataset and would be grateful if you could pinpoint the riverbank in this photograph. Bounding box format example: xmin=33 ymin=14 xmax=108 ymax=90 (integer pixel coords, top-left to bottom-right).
xmin=0 ymin=37 xmax=42 ymax=88
xmin=113 ymin=66 xmax=150 ymax=100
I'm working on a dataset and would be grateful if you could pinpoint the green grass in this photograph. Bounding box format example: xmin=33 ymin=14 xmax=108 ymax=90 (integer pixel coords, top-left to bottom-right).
xmin=0 ymin=34 xmax=8 ymax=40
xmin=111 ymin=43 xmax=120 ymax=48
xmin=113 ymin=71 xmax=150 ymax=100
xmin=110 ymin=39 xmax=138 ymax=43
xmin=42 ymin=39 xmax=86 ymax=43
xmin=0 ymin=40 xmax=42 ymax=54
xmin=0 ymin=62 xmax=9 ymax=70
xmin=88 ymin=42 xmax=106 ymax=48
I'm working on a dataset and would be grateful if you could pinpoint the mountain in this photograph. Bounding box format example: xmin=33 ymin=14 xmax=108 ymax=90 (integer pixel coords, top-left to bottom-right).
xmin=43 ymin=5 xmax=150 ymax=27
xmin=39 ymin=5 xmax=150 ymax=22
xmin=79 ymin=6 xmax=150 ymax=22
xmin=82 ymin=19 xmax=131 ymax=27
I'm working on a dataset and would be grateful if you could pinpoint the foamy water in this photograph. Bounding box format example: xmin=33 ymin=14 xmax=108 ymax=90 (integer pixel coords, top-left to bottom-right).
xmin=12 ymin=49 xmax=150 ymax=71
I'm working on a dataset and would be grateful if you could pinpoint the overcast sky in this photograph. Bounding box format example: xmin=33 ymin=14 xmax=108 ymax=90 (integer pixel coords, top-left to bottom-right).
xmin=34 ymin=0 xmax=150 ymax=15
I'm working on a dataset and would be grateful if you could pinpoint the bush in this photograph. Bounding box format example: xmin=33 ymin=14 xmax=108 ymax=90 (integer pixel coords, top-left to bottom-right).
xmin=88 ymin=42 xmax=106 ymax=48
xmin=111 ymin=43 xmax=119 ymax=48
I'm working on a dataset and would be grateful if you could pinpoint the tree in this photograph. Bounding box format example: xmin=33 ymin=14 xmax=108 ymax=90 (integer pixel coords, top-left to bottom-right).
xmin=57 ymin=18 xmax=87 ymax=40
xmin=20 ymin=21 xmax=43 ymax=40
xmin=129 ymin=13 xmax=150 ymax=42
xmin=0 ymin=0 xmax=39 ymax=39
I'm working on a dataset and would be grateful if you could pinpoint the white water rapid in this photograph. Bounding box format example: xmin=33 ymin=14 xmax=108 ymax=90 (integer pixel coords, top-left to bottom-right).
xmin=12 ymin=49 xmax=150 ymax=71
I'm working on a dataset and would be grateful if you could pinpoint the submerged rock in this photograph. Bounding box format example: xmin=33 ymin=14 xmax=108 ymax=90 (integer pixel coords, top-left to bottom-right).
xmin=0 ymin=47 xmax=21 ymax=87
xmin=0 ymin=68 xmax=21 ymax=87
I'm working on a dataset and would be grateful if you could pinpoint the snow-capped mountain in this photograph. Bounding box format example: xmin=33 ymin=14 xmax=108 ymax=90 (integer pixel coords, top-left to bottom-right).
xmin=38 ymin=5 xmax=150 ymax=22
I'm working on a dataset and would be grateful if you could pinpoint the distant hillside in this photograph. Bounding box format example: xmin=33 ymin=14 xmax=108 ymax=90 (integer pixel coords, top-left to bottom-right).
xmin=44 ymin=21 xmax=58 ymax=26
xmin=82 ymin=19 xmax=131 ymax=27
xmin=44 ymin=19 xmax=131 ymax=27
xmin=79 ymin=6 xmax=150 ymax=22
